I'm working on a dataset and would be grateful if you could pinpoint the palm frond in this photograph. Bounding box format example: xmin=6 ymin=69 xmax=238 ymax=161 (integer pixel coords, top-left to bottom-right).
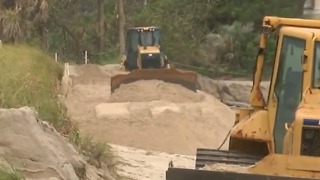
xmin=0 ymin=9 xmax=22 ymax=39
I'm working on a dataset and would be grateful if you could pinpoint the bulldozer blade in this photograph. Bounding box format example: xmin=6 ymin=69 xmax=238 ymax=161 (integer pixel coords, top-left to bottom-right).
xmin=196 ymin=148 xmax=264 ymax=169
xmin=110 ymin=68 xmax=198 ymax=93
xmin=166 ymin=167 xmax=315 ymax=180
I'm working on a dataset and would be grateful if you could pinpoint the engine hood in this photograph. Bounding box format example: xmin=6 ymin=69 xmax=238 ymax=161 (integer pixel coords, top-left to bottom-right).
xmin=138 ymin=46 xmax=160 ymax=54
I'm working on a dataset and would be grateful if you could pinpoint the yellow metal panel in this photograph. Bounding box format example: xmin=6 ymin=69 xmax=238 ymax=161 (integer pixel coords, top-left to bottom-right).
xmin=235 ymin=108 xmax=255 ymax=124
xmin=283 ymin=124 xmax=294 ymax=155
xmin=231 ymin=110 xmax=271 ymax=142
xmin=264 ymin=16 xmax=320 ymax=30
xmin=287 ymin=155 xmax=320 ymax=172
xmin=249 ymin=33 xmax=268 ymax=108
xmin=292 ymin=110 xmax=305 ymax=156
xmin=302 ymin=89 xmax=320 ymax=104
xmin=138 ymin=46 xmax=160 ymax=54
xmin=250 ymin=154 xmax=320 ymax=178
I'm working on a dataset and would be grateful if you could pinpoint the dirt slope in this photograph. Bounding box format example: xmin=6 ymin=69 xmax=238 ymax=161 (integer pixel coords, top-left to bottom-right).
xmin=0 ymin=107 xmax=111 ymax=180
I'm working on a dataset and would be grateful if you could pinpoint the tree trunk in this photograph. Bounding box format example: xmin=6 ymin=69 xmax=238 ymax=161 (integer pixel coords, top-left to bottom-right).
xmin=51 ymin=17 xmax=82 ymax=60
xmin=39 ymin=23 xmax=48 ymax=50
xmin=117 ymin=0 xmax=125 ymax=54
xmin=98 ymin=0 xmax=105 ymax=52
xmin=63 ymin=29 xmax=67 ymax=54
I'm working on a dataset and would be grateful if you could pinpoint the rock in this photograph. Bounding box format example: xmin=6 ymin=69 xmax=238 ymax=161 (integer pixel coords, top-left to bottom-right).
xmin=197 ymin=75 xmax=270 ymax=104
xmin=70 ymin=155 xmax=87 ymax=178
xmin=95 ymin=103 xmax=130 ymax=119
xmin=0 ymin=107 xmax=114 ymax=180
xmin=0 ymin=107 xmax=80 ymax=180
xmin=150 ymin=103 xmax=181 ymax=116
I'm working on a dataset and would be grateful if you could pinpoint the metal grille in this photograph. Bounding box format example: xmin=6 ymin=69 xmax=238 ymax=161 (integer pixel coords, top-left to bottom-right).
xmin=141 ymin=53 xmax=162 ymax=69
xmin=301 ymin=127 xmax=320 ymax=156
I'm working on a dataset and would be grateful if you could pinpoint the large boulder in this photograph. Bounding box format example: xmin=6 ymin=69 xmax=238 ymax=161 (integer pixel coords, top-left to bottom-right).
xmin=197 ymin=75 xmax=270 ymax=104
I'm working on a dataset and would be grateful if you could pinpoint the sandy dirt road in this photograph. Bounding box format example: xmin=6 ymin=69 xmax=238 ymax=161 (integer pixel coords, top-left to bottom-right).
xmin=64 ymin=64 xmax=235 ymax=180
xmin=110 ymin=144 xmax=194 ymax=180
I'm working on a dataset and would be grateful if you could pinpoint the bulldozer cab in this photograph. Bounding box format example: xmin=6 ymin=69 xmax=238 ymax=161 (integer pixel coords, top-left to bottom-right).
xmin=126 ymin=26 xmax=161 ymax=51
xmin=124 ymin=27 xmax=165 ymax=70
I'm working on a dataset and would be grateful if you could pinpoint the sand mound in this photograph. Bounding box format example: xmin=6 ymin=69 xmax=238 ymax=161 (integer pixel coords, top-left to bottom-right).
xmin=93 ymin=91 xmax=234 ymax=155
xmin=109 ymin=80 xmax=205 ymax=103
xmin=0 ymin=107 xmax=112 ymax=180
xmin=203 ymin=163 xmax=251 ymax=173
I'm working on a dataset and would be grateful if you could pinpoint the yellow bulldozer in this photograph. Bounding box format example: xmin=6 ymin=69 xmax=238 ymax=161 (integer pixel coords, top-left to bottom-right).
xmin=110 ymin=26 xmax=198 ymax=93
xmin=166 ymin=16 xmax=320 ymax=180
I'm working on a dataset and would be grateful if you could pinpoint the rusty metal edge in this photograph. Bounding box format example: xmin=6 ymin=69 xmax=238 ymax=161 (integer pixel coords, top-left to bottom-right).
xmin=110 ymin=68 xmax=198 ymax=93
xmin=166 ymin=167 xmax=315 ymax=180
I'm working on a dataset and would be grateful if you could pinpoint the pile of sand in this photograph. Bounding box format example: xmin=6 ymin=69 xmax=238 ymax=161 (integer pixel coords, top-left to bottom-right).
xmin=203 ymin=163 xmax=251 ymax=173
xmin=65 ymin=64 xmax=236 ymax=155
xmin=109 ymin=80 xmax=205 ymax=103
xmin=96 ymin=86 xmax=235 ymax=155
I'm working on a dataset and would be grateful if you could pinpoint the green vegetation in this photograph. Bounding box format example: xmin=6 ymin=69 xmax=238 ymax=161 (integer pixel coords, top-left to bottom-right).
xmin=0 ymin=165 xmax=24 ymax=180
xmin=0 ymin=44 xmax=63 ymax=179
xmin=69 ymin=128 xmax=119 ymax=177
xmin=0 ymin=44 xmax=65 ymax=127
xmin=0 ymin=170 xmax=23 ymax=180
xmin=0 ymin=0 xmax=307 ymax=78
xmin=131 ymin=0 xmax=305 ymax=78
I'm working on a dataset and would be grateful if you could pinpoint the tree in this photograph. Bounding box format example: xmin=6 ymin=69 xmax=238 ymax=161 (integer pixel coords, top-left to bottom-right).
xmin=0 ymin=0 xmax=48 ymax=45
xmin=0 ymin=0 xmax=307 ymax=72
xmin=117 ymin=0 xmax=125 ymax=54
xmin=98 ymin=0 xmax=105 ymax=51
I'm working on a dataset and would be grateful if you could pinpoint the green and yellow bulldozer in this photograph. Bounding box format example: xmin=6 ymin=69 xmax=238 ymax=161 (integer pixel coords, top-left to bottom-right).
xmin=110 ymin=26 xmax=198 ymax=93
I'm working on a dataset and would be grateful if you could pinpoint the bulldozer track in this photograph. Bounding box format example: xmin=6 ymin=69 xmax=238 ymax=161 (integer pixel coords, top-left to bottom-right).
xmin=195 ymin=149 xmax=264 ymax=169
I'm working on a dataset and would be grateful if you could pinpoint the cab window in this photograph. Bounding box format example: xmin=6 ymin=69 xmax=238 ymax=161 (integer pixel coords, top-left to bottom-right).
xmin=273 ymin=35 xmax=305 ymax=153
xmin=313 ymin=41 xmax=320 ymax=88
